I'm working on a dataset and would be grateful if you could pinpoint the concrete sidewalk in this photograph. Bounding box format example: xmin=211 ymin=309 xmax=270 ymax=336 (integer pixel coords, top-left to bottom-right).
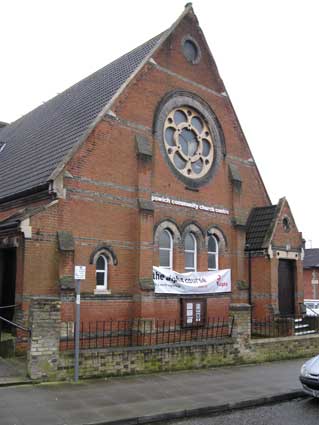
xmin=0 ymin=358 xmax=308 ymax=425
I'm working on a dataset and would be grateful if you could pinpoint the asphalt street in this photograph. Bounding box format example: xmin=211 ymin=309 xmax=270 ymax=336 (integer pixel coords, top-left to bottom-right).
xmin=162 ymin=398 xmax=319 ymax=425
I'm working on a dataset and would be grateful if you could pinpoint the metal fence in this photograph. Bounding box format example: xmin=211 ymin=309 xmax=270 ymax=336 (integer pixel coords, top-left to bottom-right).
xmin=251 ymin=314 xmax=319 ymax=338
xmin=60 ymin=316 xmax=234 ymax=350
xmin=0 ymin=305 xmax=31 ymax=343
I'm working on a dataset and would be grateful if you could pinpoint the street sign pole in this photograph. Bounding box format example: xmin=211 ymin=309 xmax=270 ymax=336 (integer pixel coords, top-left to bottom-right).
xmin=74 ymin=279 xmax=81 ymax=382
xmin=73 ymin=265 xmax=86 ymax=383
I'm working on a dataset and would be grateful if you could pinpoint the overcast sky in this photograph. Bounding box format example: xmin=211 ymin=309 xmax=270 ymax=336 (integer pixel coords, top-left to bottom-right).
xmin=1 ymin=0 xmax=318 ymax=247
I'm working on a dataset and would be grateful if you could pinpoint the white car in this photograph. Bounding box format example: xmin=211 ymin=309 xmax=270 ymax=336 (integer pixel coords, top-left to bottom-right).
xmin=300 ymin=355 xmax=319 ymax=397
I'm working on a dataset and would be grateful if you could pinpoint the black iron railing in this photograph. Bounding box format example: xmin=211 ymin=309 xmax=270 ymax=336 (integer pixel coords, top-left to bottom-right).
xmin=251 ymin=314 xmax=319 ymax=338
xmin=0 ymin=305 xmax=31 ymax=343
xmin=251 ymin=316 xmax=293 ymax=338
xmin=61 ymin=317 xmax=234 ymax=350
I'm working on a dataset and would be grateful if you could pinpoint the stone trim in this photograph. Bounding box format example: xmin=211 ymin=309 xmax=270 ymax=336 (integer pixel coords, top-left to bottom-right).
xmin=206 ymin=226 xmax=227 ymax=254
xmin=228 ymin=163 xmax=242 ymax=192
xmin=58 ymin=276 xmax=75 ymax=290
xmin=153 ymin=90 xmax=225 ymax=189
xmin=181 ymin=221 xmax=205 ymax=250
xmin=154 ymin=219 xmax=181 ymax=246
xmin=66 ymin=175 xmax=149 ymax=194
xmin=139 ymin=278 xmax=154 ymax=291
xmin=138 ymin=199 xmax=154 ymax=213
xmin=57 ymin=231 xmax=75 ymax=251
xmin=229 ymin=303 xmax=251 ymax=311
xmin=135 ymin=134 xmax=152 ymax=159
xmin=181 ymin=34 xmax=202 ymax=64
xmin=150 ymin=62 xmax=225 ymax=100
xmin=89 ymin=245 xmax=118 ymax=266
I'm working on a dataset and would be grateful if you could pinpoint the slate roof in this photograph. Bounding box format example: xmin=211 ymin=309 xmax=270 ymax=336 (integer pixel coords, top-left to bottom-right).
xmin=0 ymin=32 xmax=164 ymax=202
xmin=304 ymin=249 xmax=319 ymax=268
xmin=245 ymin=205 xmax=277 ymax=250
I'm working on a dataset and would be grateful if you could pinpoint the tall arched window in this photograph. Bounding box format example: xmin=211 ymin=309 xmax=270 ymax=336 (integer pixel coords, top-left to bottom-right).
xmin=185 ymin=233 xmax=197 ymax=272
xmin=159 ymin=229 xmax=173 ymax=269
xmin=96 ymin=255 xmax=108 ymax=290
xmin=208 ymin=235 xmax=218 ymax=271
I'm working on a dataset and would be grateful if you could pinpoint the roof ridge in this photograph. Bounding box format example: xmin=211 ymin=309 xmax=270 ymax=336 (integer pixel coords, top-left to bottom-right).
xmin=0 ymin=6 xmax=193 ymax=201
xmin=48 ymin=5 xmax=192 ymax=181
xmin=4 ymin=31 xmax=166 ymax=130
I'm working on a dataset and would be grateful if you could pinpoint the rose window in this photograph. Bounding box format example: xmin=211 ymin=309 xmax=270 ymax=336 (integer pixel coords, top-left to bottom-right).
xmin=163 ymin=106 xmax=214 ymax=179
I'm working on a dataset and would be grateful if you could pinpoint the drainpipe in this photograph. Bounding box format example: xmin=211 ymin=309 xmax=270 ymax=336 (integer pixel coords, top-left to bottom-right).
xmin=245 ymin=243 xmax=252 ymax=320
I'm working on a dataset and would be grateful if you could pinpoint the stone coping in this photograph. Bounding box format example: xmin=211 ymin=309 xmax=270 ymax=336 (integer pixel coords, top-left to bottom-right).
xmin=251 ymin=333 xmax=319 ymax=345
xmin=60 ymin=337 xmax=235 ymax=355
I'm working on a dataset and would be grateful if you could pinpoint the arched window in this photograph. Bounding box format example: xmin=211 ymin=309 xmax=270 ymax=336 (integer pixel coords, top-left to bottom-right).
xmin=208 ymin=235 xmax=218 ymax=271
xmin=159 ymin=229 xmax=173 ymax=269
xmin=185 ymin=233 xmax=197 ymax=272
xmin=96 ymin=255 xmax=108 ymax=290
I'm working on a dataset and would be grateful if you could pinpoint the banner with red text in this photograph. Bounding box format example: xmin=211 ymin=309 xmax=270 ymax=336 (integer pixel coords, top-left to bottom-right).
xmin=153 ymin=267 xmax=231 ymax=294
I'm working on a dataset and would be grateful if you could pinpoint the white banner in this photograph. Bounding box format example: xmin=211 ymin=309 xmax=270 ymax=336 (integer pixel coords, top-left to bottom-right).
xmin=153 ymin=267 xmax=231 ymax=294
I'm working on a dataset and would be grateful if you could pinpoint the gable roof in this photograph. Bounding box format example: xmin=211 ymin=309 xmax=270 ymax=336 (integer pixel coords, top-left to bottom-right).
xmin=304 ymin=249 xmax=319 ymax=269
xmin=0 ymin=32 xmax=165 ymax=202
xmin=0 ymin=4 xmax=200 ymax=204
xmin=245 ymin=205 xmax=277 ymax=250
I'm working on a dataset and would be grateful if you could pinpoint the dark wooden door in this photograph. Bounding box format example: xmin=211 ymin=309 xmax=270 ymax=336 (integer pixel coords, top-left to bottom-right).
xmin=278 ymin=260 xmax=295 ymax=316
xmin=0 ymin=248 xmax=16 ymax=322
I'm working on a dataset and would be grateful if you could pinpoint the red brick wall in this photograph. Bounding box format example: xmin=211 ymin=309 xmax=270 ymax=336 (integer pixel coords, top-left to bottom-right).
xmin=304 ymin=269 xmax=313 ymax=299
xmin=250 ymin=256 xmax=272 ymax=318
xmin=1 ymin=10 xmax=296 ymax=327
xmin=272 ymin=200 xmax=302 ymax=249
xmin=304 ymin=268 xmax=319 ymax=300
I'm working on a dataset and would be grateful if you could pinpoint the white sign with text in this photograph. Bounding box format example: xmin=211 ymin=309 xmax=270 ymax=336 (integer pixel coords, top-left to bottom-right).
xmin=74 ymin=265 xmax=86 ymax=280
xmin=153 ymin=267 xmax=231 ymax=294
xmin=151 ymin=195 xmax=229 ymax=215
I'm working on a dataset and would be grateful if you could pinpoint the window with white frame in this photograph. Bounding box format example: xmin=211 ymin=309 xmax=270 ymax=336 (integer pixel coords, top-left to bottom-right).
xmin=208 ymin=235 xmax=218 ymax=270
xmin=159 ymin=229 xmax=173 ymax=269
xmin=184 ymin=233 xmax=197 ymax=272
xmin=95 ymin=254 xmax=108 ymax=290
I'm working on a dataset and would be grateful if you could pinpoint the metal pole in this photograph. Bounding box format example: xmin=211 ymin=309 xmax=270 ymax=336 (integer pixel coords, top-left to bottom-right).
xmin=74 ymin=279 xmax=81 ymax=382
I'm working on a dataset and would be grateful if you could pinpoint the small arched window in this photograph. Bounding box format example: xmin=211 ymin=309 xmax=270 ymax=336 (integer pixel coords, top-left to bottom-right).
xmin=208 ymin=235 xmax=218 ymax=271
xmin=96 ymin=255 xmax=108 ymax=290
xmin=159 ymin=229 xmax=173 ymax=269
xmin=185 ymin=233 xmax=197 ymax=272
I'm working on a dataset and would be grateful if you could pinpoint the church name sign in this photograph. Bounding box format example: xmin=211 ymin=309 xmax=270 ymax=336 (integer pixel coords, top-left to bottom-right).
xmin=151 ymin=194 xmax=229 ymax=216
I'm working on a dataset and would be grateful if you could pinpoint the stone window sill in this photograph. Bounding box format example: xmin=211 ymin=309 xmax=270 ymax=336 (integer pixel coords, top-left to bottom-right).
xmin=94 ymin=289 xmax=111 ymax=295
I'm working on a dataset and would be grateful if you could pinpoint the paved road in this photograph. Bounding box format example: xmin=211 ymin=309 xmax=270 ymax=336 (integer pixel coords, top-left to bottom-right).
xmin=163 ymin=398 xmax=319 ymax=425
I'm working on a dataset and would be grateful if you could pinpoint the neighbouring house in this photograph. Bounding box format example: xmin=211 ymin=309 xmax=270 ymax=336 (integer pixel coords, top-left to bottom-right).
xmin=303 ymin=249 xmax=319 ymax=299
xmin=0 ymin=4 xmax=304 ymax=353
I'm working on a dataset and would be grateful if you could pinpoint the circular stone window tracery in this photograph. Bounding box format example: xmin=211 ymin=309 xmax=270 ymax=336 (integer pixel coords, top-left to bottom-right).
xmin=154 ymin=91 xmax=225 ymax=188
xmin=163 ymin=106 xmax=214 ymax=180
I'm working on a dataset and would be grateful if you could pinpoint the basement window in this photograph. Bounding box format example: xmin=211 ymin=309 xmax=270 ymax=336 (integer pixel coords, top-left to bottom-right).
xmin=0 ymin=142 xmax=6 ymax=153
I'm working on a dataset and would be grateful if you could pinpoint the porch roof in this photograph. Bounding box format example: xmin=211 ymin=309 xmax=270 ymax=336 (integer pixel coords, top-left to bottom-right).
xmin=245 ymin=205 xmax=277 ymax=251
xmin=304 ymin=249 xmax=319 ymax=268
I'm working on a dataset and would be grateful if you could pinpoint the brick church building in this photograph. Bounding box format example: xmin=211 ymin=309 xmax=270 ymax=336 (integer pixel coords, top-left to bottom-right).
xmin=0 ymin=4 xmax=304 ymax=335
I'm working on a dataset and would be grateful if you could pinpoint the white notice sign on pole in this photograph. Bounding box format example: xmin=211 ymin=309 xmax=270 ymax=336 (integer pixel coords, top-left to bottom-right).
xmin=74 ymin=265 xmax=86 ymax=280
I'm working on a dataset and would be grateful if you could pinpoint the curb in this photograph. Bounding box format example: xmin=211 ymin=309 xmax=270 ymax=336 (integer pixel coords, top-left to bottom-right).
xmin=84 ymin=390 xmax=306 ymax=425
xmin=0 ymin=380 xmax=33 ymax=388
xmin=0 ymin=378 xmax=41 ymax=388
